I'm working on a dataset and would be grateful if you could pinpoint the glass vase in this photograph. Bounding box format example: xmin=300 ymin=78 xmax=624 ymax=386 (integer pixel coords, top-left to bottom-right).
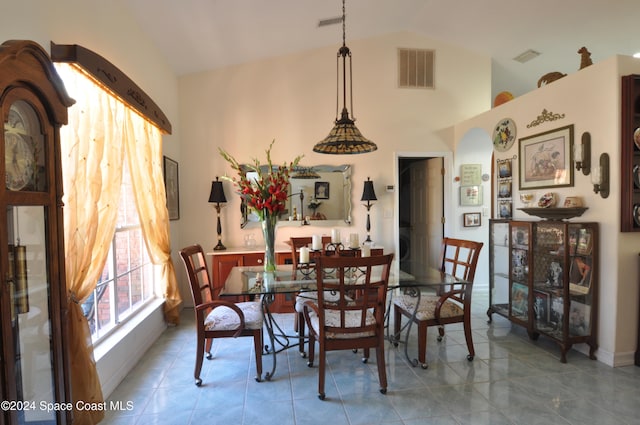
xmin=261 ymin=212 xmax=278 ymax=273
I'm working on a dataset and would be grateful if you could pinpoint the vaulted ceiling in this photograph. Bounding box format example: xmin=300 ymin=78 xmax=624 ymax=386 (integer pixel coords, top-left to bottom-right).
xmin=124 ymin=0 xmax=640 ymax=99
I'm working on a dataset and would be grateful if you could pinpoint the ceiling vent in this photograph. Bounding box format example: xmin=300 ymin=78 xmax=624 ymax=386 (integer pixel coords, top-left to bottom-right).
xmin=513 ymin=49 xmax=541 ymax=63
xmin=398 ymin=48 xmax=435 ymax=89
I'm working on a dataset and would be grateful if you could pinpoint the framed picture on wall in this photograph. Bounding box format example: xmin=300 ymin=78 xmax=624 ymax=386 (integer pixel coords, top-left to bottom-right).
xmin=463 ymin=212 xmax=481 ymax=227
xmin=460 ymin=185 xmax=482 ymax=206
xmin=519 ymin=124 xmax=574 ymax=190
xmin=163 ymin=156 xmax=180 ymax=220
xmin=314 ymin=181 xmax=330 ymax=199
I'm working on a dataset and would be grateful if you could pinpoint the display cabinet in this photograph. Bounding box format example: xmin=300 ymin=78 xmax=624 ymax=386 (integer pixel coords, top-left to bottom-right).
xmin=621 ymin=74 xmax=640 ymax=232
xmin=0 ymin=40 xmax=74 ymax=424
xmin=488 ymin=219 xmax=599 ymax=362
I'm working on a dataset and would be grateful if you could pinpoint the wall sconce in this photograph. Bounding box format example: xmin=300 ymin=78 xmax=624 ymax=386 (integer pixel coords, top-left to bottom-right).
xmin=591 ymin=153 xmax=609 ymax=198
xmin=361 ymin=177 xmax=377 ymax=242
xmin=574 ymin=132 xmax=591 ymax=175
xmin=208 ymin=177 xmax=227 ymax=250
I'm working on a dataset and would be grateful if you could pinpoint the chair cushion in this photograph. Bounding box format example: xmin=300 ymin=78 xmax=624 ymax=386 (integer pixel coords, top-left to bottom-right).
xmin=394 ymin=294 xmax=463 ymax=321
xmin=294 ymin=290 xmax=346 ymax=312
xmin=308 ymin=309 xmax=377 ymax=339
xmin=204 ymin=301 xmax=263 ymax=331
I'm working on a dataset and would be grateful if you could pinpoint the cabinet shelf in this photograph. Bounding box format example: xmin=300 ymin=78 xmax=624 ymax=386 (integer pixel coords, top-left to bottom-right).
xmin=488 ymin=219 xmax=599 ymax=363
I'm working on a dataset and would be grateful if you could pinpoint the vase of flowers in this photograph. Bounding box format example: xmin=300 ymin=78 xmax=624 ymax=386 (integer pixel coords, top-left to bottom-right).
xmin=220 ymin=140 xmax=302 ymax=272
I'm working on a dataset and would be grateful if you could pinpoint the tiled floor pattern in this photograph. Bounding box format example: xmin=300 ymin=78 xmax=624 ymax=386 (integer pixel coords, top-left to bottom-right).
xmin=105 ymin=291 xmax=640 ymax=424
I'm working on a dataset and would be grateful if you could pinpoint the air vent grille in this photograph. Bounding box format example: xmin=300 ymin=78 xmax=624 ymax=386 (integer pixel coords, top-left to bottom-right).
xmin=398 ymin=48 xmax=435 ymax=89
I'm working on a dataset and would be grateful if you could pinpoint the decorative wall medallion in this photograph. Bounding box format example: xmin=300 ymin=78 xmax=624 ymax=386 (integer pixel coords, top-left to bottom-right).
xmin=526 ymin=109 xmax=566 ymax=128
xmin=492 ymin=118 xmax=517 ymax=152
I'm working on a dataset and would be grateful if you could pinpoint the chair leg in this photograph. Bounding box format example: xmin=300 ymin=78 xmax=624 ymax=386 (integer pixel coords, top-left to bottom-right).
xmin=437 ymin=325 xmax=445 ymax=341
xmin=253 ymin=330 xmax=263 ymax=382
xmin=318 ymin=345 xmax=326 ymax=400
xmin=393 ymin=304 xmax=402 ymax=345
xmin=205 ymin=337 xmax=213 ymax=360
xmin=362 ymin=348 xmax=370 ymax=363
xmin=463 ymin=320 xmax=475 ymax=361
xmin=194 ymin=336 xmax=205 ymax=386
xmin=418 ymin=322 xmax=428 ymax=369
xmin=298 ymin=311 xmax=306 ymax=356
xmin=307 ymin=333 xmax=316 ymax=367
xmin=376 ymin=343 xmax=387 ymax=394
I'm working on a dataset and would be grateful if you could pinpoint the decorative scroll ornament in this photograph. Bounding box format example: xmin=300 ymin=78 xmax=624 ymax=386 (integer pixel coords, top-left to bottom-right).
xmin=527 ymin=109 xmax=566 ymax=128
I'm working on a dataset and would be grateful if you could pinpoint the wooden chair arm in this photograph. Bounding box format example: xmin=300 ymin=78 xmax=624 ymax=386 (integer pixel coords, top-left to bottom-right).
xmin=301 ymin=299 xmax=320 ymax=332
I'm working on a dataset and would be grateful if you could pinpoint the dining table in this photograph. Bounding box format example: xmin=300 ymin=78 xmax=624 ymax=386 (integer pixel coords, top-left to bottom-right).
xmin=222 ymin=264 xmax=470 ymax=380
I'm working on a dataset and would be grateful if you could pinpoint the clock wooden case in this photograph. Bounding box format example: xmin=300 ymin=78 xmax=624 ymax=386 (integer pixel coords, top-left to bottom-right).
xmin=0 ymin=40 xmax=74 ymax=424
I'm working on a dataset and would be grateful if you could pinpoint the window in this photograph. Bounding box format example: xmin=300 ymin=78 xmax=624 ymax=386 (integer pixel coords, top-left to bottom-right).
xmin=82 ymin=160 xmax=157 ymax=341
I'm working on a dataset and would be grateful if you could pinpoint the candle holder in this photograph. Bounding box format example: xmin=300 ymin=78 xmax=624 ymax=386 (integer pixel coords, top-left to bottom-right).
xmin=296 ymin=262 xmax=315 ymax=278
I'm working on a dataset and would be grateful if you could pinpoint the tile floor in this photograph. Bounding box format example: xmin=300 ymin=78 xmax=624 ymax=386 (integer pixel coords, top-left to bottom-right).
xmin=105 ymin=290 xmax=640 ymax=424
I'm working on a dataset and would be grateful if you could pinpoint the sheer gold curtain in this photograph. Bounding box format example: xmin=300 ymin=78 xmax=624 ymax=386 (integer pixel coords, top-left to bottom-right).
xmin=58 ymin=63 xmax=123 ymax=424
xmin=124 ymin=109 xmax=181 ymax=323
xmin=58 ymin=63 xmax=181 ymax=424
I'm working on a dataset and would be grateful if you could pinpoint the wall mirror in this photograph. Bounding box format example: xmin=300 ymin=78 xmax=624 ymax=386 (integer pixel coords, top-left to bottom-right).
xmin=240 ymin=164 xmax=352 ymax=227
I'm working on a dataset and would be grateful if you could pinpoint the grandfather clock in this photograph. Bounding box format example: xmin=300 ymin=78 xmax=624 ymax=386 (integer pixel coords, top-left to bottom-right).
xmin=0 ymin=40 xmax=74 ymax=424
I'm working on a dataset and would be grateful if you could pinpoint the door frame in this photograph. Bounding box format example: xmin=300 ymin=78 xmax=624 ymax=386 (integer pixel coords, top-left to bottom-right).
xmin=394 ymin=151 xmax=453 ymax=275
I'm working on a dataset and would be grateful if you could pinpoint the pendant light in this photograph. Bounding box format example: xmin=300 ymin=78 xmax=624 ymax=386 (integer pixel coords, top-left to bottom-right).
xmin=313 ymin=0 xmax=377 ymax=154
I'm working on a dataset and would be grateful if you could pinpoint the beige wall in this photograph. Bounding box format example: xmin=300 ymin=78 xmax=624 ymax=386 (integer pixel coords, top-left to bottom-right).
xmin=178 ymin=31 xmax=491 ymax=254
xmin=454 ymin=55 xmax=640 ymax=366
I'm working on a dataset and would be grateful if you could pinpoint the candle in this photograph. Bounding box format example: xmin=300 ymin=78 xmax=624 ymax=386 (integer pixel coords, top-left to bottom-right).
xmin=299 ymin=247 xmax=310 ymax=264
xmin=331 ymin=229 xmax=341 ymax=244
xmin=312 ymin=235 xmax=322 ymax=251
xmin=361 ymin=244 xmax=371 ymax=257
xmin=349 ymin=233 xmax=359 ymax=249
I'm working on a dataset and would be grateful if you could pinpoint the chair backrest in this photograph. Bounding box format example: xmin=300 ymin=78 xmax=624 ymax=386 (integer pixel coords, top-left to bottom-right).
xmin=314 ymin=254 xmax=394 ymax=336
xmin=439 ymin=237 xmax=483 ymax=283
xmin=289 ymin=236 xmax=332 ymax=268
xmin=179 ymin=244 xmax=214 ymax=307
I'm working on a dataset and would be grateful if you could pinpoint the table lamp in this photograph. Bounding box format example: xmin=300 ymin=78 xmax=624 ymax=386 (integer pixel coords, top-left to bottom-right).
xmin=361 ymin=177 xmax=377 ymax=243
xmin=208 ymin=177 xmax=227 ymax=250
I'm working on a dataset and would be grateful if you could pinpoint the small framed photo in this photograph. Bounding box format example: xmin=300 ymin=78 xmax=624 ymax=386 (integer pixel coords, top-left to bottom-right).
xmin=463 ymin=212 xmax=481 ymax=227
xmin=569 ymin=256 xmax=592 ymax=295
xmin=163 ymin=156 xmax=180 ymax=220
xmin=499 ymin=200 xmax=512 ymax=218
xmin=314 ymin=181 xmax=330 ymax=199
xmin=498 ymin=181 xmax=512 ymax=198
xmin=497 ymin=158 xmax=512 ymax=178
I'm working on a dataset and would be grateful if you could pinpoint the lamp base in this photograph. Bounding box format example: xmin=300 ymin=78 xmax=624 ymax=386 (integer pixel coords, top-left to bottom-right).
xmin=213 ymin=240 xmax=226 ymax=251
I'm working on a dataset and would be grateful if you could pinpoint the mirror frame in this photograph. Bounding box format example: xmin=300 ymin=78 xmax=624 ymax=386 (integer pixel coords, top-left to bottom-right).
xmin=239 ymin=164 xmax=352 ymax=228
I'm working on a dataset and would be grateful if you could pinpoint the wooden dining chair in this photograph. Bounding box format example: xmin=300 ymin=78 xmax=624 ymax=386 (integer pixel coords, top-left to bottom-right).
xmin=290 ymin=236 xmax=330 ymax=355
xmin=179 ymin=244 xmax=264 ymax=385
xmin=393 ymin=237 xmax=483 ymax=369
xmin=301 ymin=253 xmax=394 ymax=400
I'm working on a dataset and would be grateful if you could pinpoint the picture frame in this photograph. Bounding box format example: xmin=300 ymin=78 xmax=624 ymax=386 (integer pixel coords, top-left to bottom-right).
xmin=463 ymin=212 xmax=481 ymax=227
xmin=533 ymin=290 xmax=550 ymax=325
xmin=569 ymin=301 xmax=591 ymax=336
xmin=511 ymin=282 xmax=528 ymax=320
xmin=498 ymin=181 xmax=512 ymax=198
xmin=569 ymin=255 xmax=592 ymax=295
xmin=519 ymin=124 xmax=574 ymax=190
xmin=314 ymin=181 xmax=330 ymax=199
xmin=163 ymin=156 xmax=180 ymax=220
xmin=497 ymin=158 xmax=512 ymax=179
xmin=499 ymin=200 xmax=512 ymax=218
xmin=460 ymin=185 xmax=482 ymax=206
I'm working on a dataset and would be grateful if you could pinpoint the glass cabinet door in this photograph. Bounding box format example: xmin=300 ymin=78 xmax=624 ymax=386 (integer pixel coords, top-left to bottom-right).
xmin=567 ymin=224 xmax=595 ymax=338
xmin=510 ymin=222 xmax=530 ymax=323
xmin=532 ymin=222 xmax=565 ymax=338
xmin=6 ymin=206 xmax=57 ymax=424
xmin=488 ymin=220 xmax=510 ymax=318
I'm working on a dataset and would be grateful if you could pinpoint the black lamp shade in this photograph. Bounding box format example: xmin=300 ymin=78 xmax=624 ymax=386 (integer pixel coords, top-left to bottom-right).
xmin=361 ymin=178 xmax=377 ymax=202
xmin=208 ymin=177 xmax=227 ymax=203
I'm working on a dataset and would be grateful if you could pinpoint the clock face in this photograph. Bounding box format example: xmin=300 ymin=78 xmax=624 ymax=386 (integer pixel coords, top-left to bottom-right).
xmin=5 ymin=132 xmax=34 ymax=191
